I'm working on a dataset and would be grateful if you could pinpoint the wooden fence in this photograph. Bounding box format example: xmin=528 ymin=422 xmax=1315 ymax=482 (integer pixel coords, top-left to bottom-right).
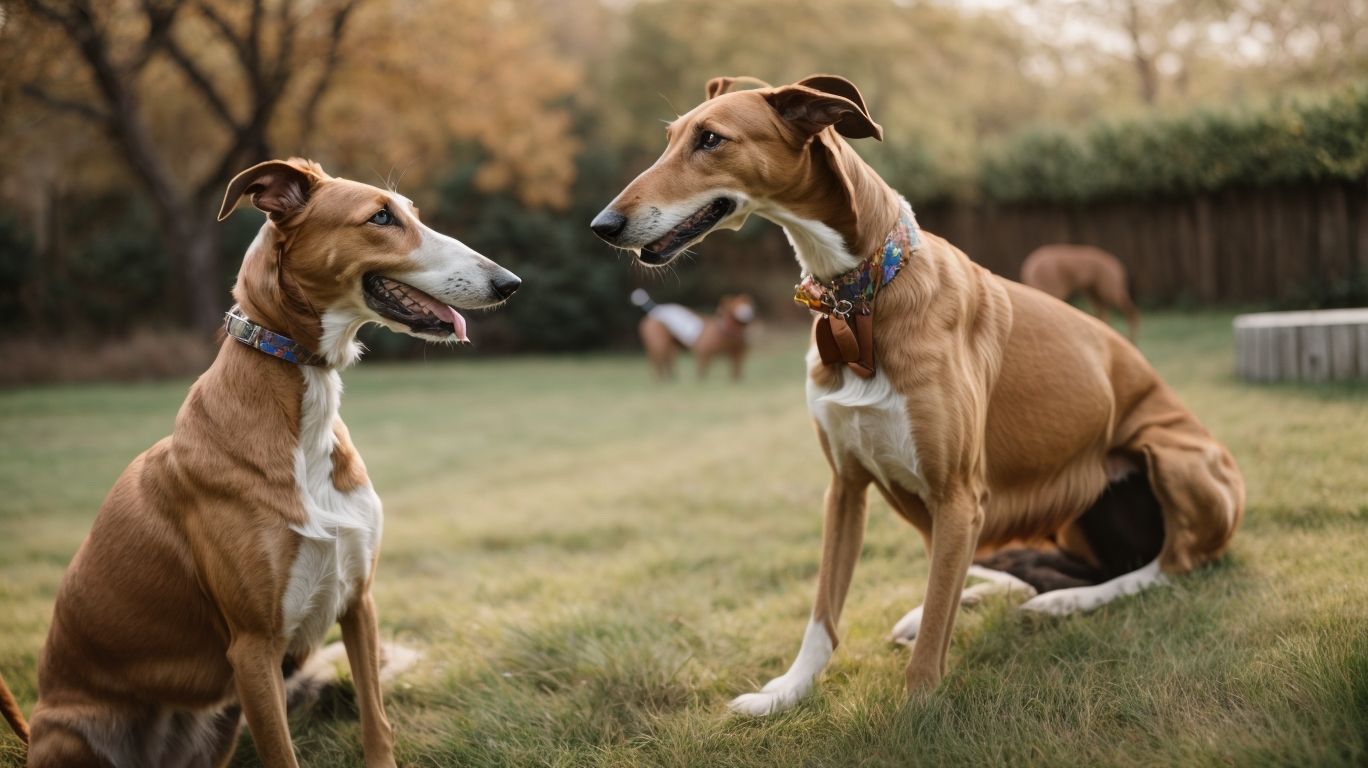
xmin=915 ymin=180 xmax=1368 ymax=306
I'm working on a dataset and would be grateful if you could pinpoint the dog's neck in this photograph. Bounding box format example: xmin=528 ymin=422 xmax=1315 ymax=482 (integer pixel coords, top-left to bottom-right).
xmin=760 ymin=134 xmax=904 ymax=283
xmin=232 ymin=224 xmax=360 ymax=369
xmin=196 ymin=336 xmax=350 ymax=538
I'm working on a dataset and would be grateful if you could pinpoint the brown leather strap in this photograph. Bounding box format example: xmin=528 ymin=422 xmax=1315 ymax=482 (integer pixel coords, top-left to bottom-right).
xmin=815 ymin=316 xmax=842 ymax=363
xmin=848 ymin=313 xmax=875 ymax=378
xmin=828 ymin=316 xmax=860 ymax=361
xmin=814 ymin=313 xmax=877 ymax=378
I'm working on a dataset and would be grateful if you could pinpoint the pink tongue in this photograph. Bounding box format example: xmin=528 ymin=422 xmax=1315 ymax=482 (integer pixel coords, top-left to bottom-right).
xmin=438 ymin=305 xmax=468 ymax=342
xmin=411 ymin=291 xmax=469 ymax=341
xmin=448 ymin=305 xmax=476 ymax=340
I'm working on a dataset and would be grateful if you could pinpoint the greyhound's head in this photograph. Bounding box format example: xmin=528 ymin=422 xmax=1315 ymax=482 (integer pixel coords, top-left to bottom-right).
xmin=219 ymin=158 xmax=521 ymax=367
xmin=590 ymin=75 xmax=884 ymax=276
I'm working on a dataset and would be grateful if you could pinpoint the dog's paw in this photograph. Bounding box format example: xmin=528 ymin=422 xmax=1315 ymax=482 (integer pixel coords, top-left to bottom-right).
xmin=727 ymin=675 xmax=812 ymax=716
xmin=1020 ymin=590 xmax=1083 ymax=616
xmin=889 ymin=605 xmax=923 ymax=646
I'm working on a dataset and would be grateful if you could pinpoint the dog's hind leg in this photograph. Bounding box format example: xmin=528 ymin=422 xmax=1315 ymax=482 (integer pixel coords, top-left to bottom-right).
xmin=1098 ymin=264 xmax=1139 ymax=341
xmin=1140 ymin=431 xmax=1243 ymax=574
xmin=1016 ymin=466 xmax=1171 ymax=615
xmin=728 ymin=471 xmax=869 ymax=716
xmin=206 ymin=706 xmax=242 ymax=768
xmin=889 ymin=565 xmax=1036 ymax=645
xmin=1020 ymin=558 xmax=1168 ymax=615
xmin=1086 ymin=289 xmax=1111 ymax=327
xmin=25 ymin=717 xmax=114 ymax=768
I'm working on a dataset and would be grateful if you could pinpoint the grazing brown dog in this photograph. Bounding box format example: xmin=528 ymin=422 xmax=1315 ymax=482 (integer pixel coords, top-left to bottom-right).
xmin=591 ymin=74 xmax=1242 ymax=715
xmin=0 ymin=158 xmax=520 ymax=766
xmin=1021 ymin=244 xmax=1140 ymax=340
xmin=635 ymin=290 xmax=756 ymax=380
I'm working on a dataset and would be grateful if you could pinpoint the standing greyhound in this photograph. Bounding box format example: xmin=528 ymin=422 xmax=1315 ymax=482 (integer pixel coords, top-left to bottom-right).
xmin=1021 ymin=244 xmax=1140 ymax=340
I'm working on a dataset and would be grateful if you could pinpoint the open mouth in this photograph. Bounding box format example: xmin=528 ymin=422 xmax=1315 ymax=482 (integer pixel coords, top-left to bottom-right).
xmin=639 ymin=198 xmax=735 ymax=265
xmin=363 ymin=274 xmax=468 ymax=341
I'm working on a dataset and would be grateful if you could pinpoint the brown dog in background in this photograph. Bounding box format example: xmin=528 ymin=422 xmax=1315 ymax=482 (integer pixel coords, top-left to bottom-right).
xmin=634 ymin=290 xmax=756 ymax=381
xmin=1021 ymin=244 xmax=1140 ymax=340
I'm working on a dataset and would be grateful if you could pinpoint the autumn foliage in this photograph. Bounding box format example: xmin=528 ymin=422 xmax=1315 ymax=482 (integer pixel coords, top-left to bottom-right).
xmin=0 ymin=0 xmax=1362 ymax=358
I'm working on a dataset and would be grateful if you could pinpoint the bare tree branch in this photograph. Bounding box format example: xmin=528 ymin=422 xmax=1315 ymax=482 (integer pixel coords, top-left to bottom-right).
xmin=1124 ymin=0 xmax=1158 ymax=104
xmin=248 ymin=0 xmax=264 ymax=80
xmin=23 ymin=0 xmax=75 ymax=27
xmin=299 ymin=2 xmax=359 ymax=140
xmin=130 ymin=0 xmax=183 ymax=72
xmin=37 ymin=0 xmax=187 ymax=220
xmin=196 ymin=0 xmax=259 ymax=87
xmin=21 ymin=83 xmax=110 ymax=124
xmin=270 ymin=0 xmax=299 ymax=92
xmin=189 ymin=1 xmax=310 ymax=203
xmin=161 ymin=31 xmax=240 ymax=128
xmin=299 ymin=0 xmax=360 ymax=149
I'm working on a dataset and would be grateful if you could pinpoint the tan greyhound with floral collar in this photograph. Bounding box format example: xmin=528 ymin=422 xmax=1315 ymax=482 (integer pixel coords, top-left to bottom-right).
xmin=591 ymin=75 xmax=1243 ymax=715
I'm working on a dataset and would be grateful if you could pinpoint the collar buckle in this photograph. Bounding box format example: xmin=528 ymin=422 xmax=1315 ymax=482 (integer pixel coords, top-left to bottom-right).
xmin=224 ymin=305 xmax=323 ymax=367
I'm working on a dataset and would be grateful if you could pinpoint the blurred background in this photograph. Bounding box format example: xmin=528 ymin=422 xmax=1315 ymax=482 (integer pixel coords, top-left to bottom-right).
xmin=0 ymin=0 xmax=1365 ymax=383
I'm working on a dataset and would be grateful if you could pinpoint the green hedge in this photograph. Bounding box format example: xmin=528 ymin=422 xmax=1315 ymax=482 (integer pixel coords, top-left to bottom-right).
xmin=974 ymin=83 xmax=1368 ymax=204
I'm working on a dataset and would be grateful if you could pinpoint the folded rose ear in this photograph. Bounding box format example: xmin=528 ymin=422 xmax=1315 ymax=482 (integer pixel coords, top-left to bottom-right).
xmin=796 ymin=74 xmax=873 ymax=121
xmin=764 ymin=78 xmax=882 ymax=140
xmin=218 ymin=159 xmax=321 ymax=222
xmin=705 ymin=76 xmax=736 ymax=100
xmin=705 ymin=75 xmax=773 ymax=100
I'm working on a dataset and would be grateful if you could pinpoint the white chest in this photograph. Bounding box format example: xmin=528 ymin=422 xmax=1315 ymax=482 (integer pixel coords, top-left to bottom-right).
xmin=282 ymin=368 xmax=382 ymax=655
xmin=805 ymin=345 xmax=927 ymax=495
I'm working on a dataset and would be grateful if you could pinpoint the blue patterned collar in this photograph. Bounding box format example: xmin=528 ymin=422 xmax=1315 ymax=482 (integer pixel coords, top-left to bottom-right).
xmin=224 ymin=305 xmax=326 ymax=366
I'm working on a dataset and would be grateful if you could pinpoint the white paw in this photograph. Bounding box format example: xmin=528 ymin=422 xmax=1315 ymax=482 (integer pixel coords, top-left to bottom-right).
xmin=1021 ymin=562 xmax=1169 ymax=617
xmin=727 ymin=675 xmax=812 ymax=716
xmin=889 ymin=605 xmax=923 ymax=645
xmin=1020 ymin=589 xmax=1087 ymax=616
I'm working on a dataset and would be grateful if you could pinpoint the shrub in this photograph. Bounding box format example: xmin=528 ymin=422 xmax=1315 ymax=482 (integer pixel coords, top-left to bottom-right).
xmin=977 ymin=83 xmax=1368 ymax=203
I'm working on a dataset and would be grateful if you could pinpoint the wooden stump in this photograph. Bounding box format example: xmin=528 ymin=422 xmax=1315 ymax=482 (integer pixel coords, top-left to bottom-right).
xmin=1234 ymin=308 xmax=1368 ymax=382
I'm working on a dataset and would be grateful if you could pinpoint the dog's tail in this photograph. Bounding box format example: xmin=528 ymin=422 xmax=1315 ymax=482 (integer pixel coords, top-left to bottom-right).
xmin=0 ymin=672 xmax=29 ymax=745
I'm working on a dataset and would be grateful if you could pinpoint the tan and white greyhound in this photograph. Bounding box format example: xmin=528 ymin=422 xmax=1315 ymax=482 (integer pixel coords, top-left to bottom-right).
xmin=591 ymin=75 xmax=1243 ymax=715
xmin=0 ymin=158 xmax=520 ymax=766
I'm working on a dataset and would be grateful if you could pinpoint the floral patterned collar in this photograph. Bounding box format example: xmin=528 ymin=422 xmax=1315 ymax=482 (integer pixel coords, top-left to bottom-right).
xmin=793 ymin=204 xmax=920 ymax=318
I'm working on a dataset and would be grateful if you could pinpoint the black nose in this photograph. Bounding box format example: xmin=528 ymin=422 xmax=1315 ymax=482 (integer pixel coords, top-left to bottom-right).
xmin=590 ymin=209 xmax=627 ymax=243
xmin=491 ymin=274 xmax=521 ymax=299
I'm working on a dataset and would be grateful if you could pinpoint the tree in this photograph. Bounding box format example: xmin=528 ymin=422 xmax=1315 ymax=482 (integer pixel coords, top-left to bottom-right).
xmin=9 ymin=0 xmax=360 ymax=332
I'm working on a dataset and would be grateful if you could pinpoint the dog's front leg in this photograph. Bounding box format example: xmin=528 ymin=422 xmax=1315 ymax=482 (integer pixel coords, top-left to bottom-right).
xmin=341 ymin=589 xmax=397 ymax=768
xmin=229 ymin=634 xmax=299 ymax=768
xmin=729 ymin=471 xmax=869 ymax=716
xmin=905 ymin=484 xmax=984 ymax=691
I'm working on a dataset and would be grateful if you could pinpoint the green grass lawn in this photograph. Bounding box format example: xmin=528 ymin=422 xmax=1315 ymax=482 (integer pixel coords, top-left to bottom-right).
xmin=2 ymin=312 xmax=1366 ymax=767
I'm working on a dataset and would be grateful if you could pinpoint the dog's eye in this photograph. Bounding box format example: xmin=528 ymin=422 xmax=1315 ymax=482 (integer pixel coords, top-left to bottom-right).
xmin=369 ymin=208 xmax=395 ymax=226
xmin=697 ymin=130 xmax=726 ymax=151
